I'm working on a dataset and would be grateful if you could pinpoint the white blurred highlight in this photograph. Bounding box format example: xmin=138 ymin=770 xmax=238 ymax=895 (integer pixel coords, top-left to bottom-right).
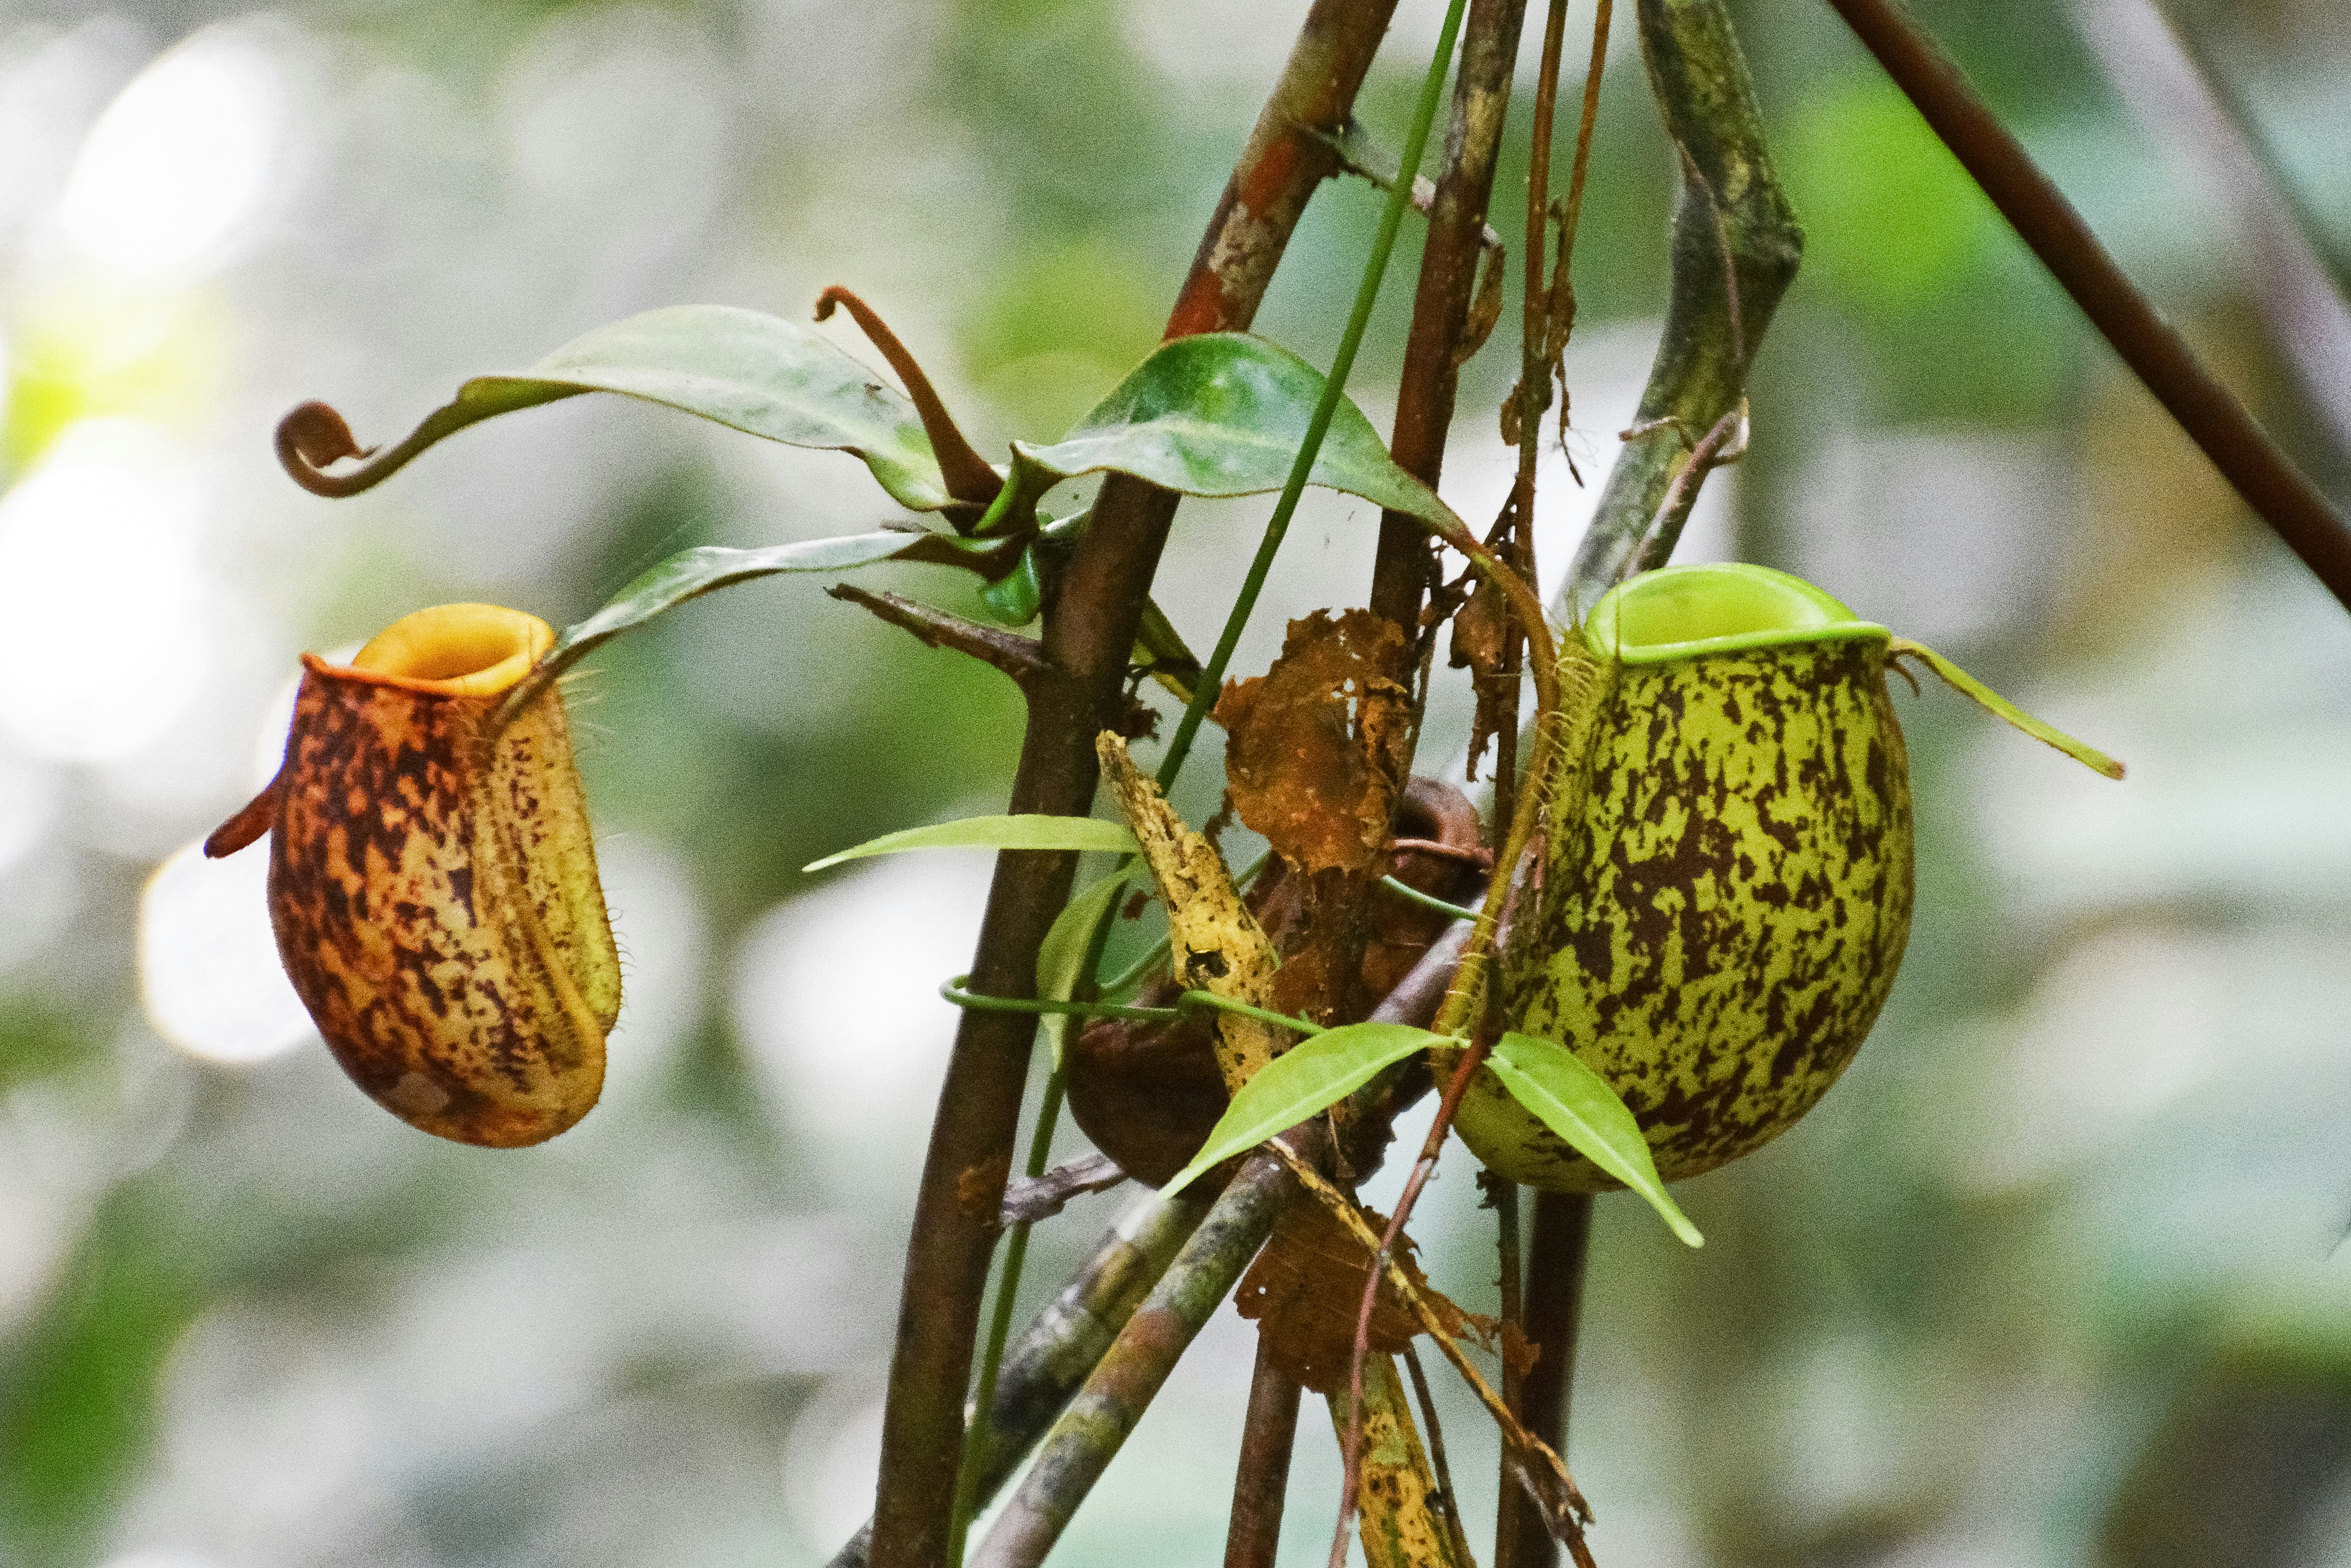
xmin=731 ymin=853 xmax=992 ymax=1188
xmin=0 ymin=419 xmax=213 ymax=763
xmin=139 ymin=838 xmax=314 ymax=1067
xmin=57 ymin=32 xmax=281 ymax=282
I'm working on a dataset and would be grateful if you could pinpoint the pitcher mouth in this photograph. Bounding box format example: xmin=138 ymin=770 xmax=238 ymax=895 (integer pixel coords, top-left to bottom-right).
xmin=1582 ymin=562 xmax=1890 ymax=666
xmin=317 ymin=603 xmax=556 ymax=696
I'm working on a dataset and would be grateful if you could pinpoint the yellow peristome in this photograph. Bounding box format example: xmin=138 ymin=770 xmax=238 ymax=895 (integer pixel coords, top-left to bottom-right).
xmin=349 ymin=602 xmax=554 ymax=696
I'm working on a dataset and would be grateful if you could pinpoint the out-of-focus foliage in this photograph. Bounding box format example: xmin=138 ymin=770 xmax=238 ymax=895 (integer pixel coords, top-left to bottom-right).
xmin=0 ymin=0 xmax=2347 ymax=1565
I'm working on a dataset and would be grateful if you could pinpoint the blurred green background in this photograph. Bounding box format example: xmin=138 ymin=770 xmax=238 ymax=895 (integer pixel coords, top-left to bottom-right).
xmin=1 ymin=0 xmax=2348 ymax=1564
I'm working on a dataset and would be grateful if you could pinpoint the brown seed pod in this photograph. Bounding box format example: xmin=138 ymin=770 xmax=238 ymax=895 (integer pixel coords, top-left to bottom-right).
xmin=207 ymin=604 xmax=620 ymax=1147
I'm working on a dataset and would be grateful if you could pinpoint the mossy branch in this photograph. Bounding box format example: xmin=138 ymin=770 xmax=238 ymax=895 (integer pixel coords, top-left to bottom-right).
xmin=1563 ymin=0 xmax=1802 ymax=611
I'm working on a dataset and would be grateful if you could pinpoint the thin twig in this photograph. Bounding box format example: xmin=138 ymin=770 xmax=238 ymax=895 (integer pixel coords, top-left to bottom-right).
xmin=1402 ymin=1345 xmax=1478 ymax=1568
xmin=1224 ymin=1344 xmax=1305 ymax=1568
xmin=1489 ymin=1175 xmax=1527 ymax=1568
xmin=998 ymin=1153 xmax=1129 ymax=1227
xmin=827 ymin=585 xmax=1052 ymax=692
xmin=1270 ymin=1143 xmax=1593 ymax=1549
xmin=1822 ymin=0 xmax=2351 ymax=613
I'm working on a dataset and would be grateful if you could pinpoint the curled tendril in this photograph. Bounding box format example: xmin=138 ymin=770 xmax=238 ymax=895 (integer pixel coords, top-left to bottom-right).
xmin=274 ymin=396 xmax=551 ymax=499
xmin=814 ymin=286 xmax=1003 ymax=511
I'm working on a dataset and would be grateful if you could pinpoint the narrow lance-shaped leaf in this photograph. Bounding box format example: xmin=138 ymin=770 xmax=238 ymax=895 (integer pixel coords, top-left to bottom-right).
xmin=281 ymin=306 xmax=959 ymax=512
xmin=804 ymin=816 xmax=1140 ymax=873
xmin=1890 ymin=637 xmax=2126 ymax=780
xmin=498 ymin=531 xmax=1018 ymax=720
xmin=1159 ymin=1023 xmax=1453 ymax=1199
xmin=1034 ymin=872 xmax=1135 ymax=1067
xmin=1485 ymin=1033 xmax=1706 ymax=1248
xmin=1004 ymin=334 xmax=1462 ymax=532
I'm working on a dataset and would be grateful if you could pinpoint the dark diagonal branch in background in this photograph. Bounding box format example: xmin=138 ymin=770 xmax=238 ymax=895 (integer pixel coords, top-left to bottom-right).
xmin=1823 ymin=0 xmax=2351 ymax=613
xmin=1564 ymin=0 xmax=1802 ymax=610
xmin=829 ymin=1192 xmax=1211 ymax=1568
xmin=866 ymin=5 xmax=1404 ymax=1564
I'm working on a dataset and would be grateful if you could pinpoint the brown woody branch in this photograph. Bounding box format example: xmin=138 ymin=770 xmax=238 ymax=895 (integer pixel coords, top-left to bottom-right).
xmin=1224 ymin=1344 xmax=1305 ymax=1568
xmin=867 ymin=5 xmax=1410 ymax=1564
xmin=828 ymin=1192 xmax=1212 ymax=1568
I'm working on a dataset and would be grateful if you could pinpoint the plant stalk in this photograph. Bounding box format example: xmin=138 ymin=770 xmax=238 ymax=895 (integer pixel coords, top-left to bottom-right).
xmin=1224 ymin=1343 xmax=1305 ymax=1568
xmin=829 ymin=1191 xmax=1212 ymax=1568
xmin=1505 ymin=1193 xmax=1593 ymax=1568
xmin=866 ymin=5 xmax=1408 ymax=1562
xmin=1368 ymin=0 xmax=1535 ymax=634
xmin=1563 ymin=0 xmax=1802 ymax=610
xmin=1157 ymin=0 xmax=1477 ymax=792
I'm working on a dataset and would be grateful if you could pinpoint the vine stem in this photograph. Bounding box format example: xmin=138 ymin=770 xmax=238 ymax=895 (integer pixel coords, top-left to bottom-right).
xmin=867 ymin=4 xmax=1408 ymax=1562
xmin=1495 ymin=0 xmax=1585 ymax=1551
xmin=1156 ymin=0 xmax=1476 ymax=794
xmin=1329 ymin=685 xmax=1564 ymax=1566
xmin=944 ymin=1068 xmax=1068 ymax=1566
xmin=1823 ymin=0 xmax=2351 ymax=613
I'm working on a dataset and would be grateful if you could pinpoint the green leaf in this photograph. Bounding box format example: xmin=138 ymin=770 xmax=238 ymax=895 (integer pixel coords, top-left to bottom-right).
xmin=1159 ymin=1023 xmax=1451 ymax=1199
xmin=1035 ymin=872 xmax=1135 ymax=1067
xmin=1890 ymin=637 xmax=2125 ymax=780
xmin=293 ymin=306 xmax=959 ymax=511
xmin=977 ymin=545 xmax=1043 ymax=625
xmin=804 ymin=815 xmax=1140 ymax=873
xmin=501 ymin=532 xmax=1017 ymax=715
xmin=1010 ymin=334 xmax=1458 ymax=529
xmin=1484 ymin=1033 xmax=1705 ymax=1248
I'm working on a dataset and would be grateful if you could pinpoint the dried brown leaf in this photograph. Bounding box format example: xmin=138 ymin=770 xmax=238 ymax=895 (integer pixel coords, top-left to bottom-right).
xmin=1214 ymin=610 xmax=1412 ymax=877
xmin=1500 ymin=1319 xmax=1541 ymax=1381
xmin=1236 ymin=1199 xmax=1475 ymax=1395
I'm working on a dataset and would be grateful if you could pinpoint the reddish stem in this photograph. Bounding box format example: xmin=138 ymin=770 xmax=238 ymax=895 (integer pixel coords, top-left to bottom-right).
xmin=814 ymin=285 xmax=1004 ymax=510
xmin=1329 ymin=1036 xmax=1494 ymax=1563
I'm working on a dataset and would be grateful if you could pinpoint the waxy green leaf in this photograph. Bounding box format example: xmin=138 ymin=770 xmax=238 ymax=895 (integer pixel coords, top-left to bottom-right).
xmin=1159 ymin=1023 xmax=1451 ymax=1199
xmin=1009 ymin=335 xmax=1459 ymax=530
xmin=804 ymin=815 xmax=1140 ymax=873
xmin=1484 ymin=1033 xmax=1705 ymax=1248
xmin=1035 ymin=872 xmax=1135 ymax=1067
xmin=499 ymin=531 xmax=1018 ymax=719
xmin=287 ymin=306 xmax=959 ymax=511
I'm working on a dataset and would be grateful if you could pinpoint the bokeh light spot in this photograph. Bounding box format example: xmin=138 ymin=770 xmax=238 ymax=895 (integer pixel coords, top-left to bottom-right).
xmin=0 ymin=419 xmax=213 ymax=762
xmin=139 ymin=837 xmax=313 ymax=1067
xmin=57 ymin=33 xmax=281 ymax=282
